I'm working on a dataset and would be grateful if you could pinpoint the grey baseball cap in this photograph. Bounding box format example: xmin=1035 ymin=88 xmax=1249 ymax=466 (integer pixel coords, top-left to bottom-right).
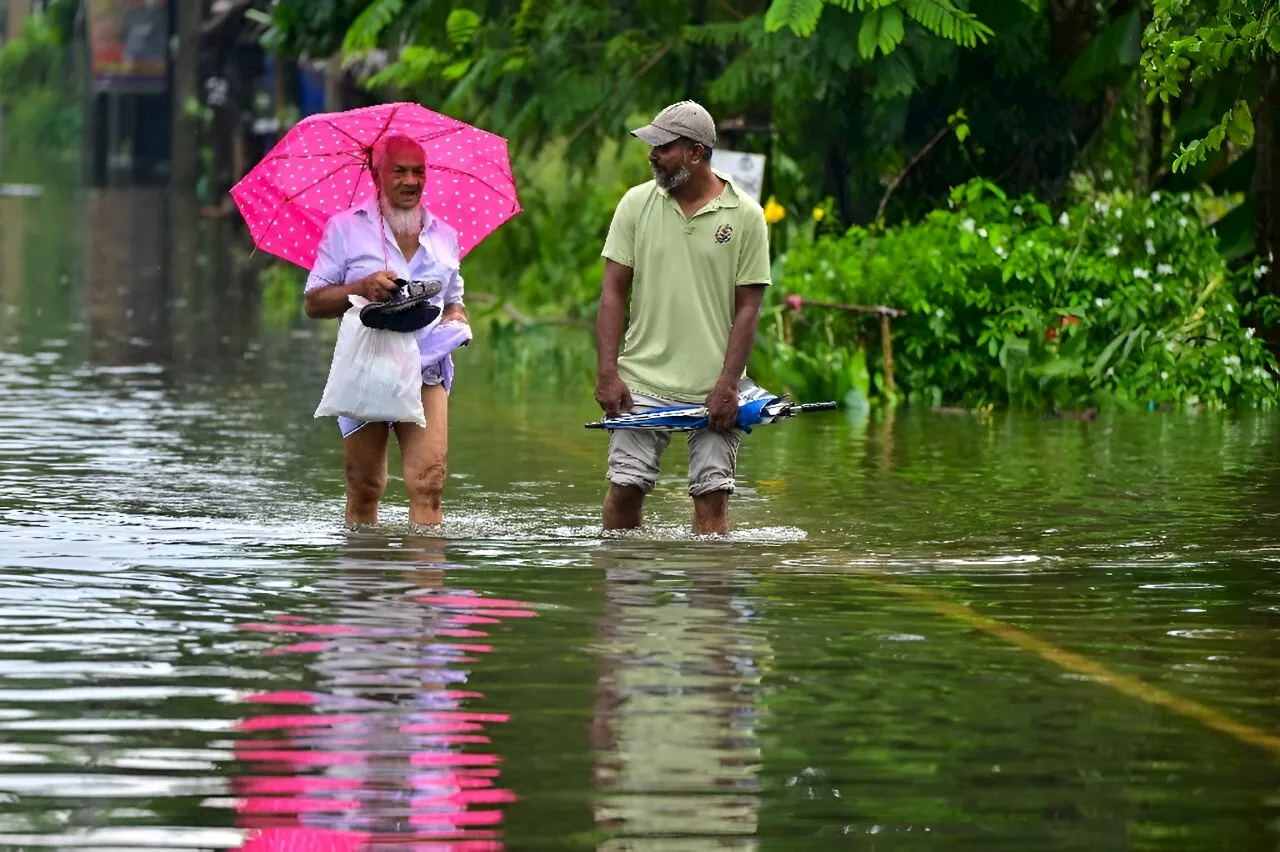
xmin=631 ymin=100 xmax=717 ymax=148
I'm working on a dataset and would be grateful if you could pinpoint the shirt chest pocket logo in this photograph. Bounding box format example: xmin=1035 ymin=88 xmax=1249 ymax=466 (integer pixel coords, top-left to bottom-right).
xmin=714 ymin=224 xmax=733 ymax=244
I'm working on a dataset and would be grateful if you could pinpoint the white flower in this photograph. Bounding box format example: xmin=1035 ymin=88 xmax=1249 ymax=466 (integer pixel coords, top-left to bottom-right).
xmin=1226 ymin=303 xmax=1234 ymax=313
xmin=1115 ymin=208 xmax=1124 ymax=219
xmin=1166 ymin=341 xmax=1177 ymax=351
xmin=1145 ymin=239 xmax=1156 ymax=255
xmin=1255 ymin=264 xmax=1270 ymax=280
xmin=961 ymin=218 xmax=975 ymax=233
xmin=995 ymin=246 xmax=1007 ymax=258
xmin=1178 ymin=216 xmax=1190 ymax=228
xmin=1059 ymin=212 xmax=1070 ymax=227
xmin=1146 ymin=217 xmax=1156 ymax=229
xmin=1161 ymin=371 xmax=1169 ymax=381
xmin=1095 ymin=297 xmax=1110 ymax=308
xmin=1246 ymin=328 xmax=1256 ymax=339
xmin=1103 ymin=169 xmax=1114 ymax=181
xmin=1150 ymin=191 xmax=1161 ymax=203
xmin=1180 ymin=192 xmax=1191 ymax=203
xmin=1157 ymin=263 xmax=1174 ymax=275
xmin=1106 ymin=367 xmax=1115 ymax=378
xmin=1095 ymin=200 xmax=1110 ymax=216
xmin=1133 ymin=267 xmax=1150 ymax=279
xmin=978 ymin=227 xmax=989 ymax=238
xmin=1107 ymin=245 xmax=1121 ymax=257
xmin=1013 ymin=205 xmax=1023 ymax=215
xmin=1153 ymin=282 xmax=1163 ymax=293
xmin=1223 ymin=355 xmax=1241 ymax=367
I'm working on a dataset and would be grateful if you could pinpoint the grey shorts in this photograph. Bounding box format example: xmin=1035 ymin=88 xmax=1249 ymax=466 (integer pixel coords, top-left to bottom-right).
xmin=606 ymin=384 xmax=751 ymax=497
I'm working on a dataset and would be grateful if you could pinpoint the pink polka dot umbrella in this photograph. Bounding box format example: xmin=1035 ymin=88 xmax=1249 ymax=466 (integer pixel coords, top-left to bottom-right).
xmin=230 ymin=102 xmax=521 ymax=269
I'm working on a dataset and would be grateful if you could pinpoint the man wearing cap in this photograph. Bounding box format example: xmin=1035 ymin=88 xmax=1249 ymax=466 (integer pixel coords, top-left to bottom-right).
xmin=595 ymin=100 xmax=772 ymax=535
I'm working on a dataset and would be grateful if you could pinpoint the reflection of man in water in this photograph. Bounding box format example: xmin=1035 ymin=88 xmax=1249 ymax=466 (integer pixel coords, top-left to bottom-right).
xmin=589 ymin=546 xmax=763 ymax=848
xmin=232 ymin=547 xmax=531 ymax=848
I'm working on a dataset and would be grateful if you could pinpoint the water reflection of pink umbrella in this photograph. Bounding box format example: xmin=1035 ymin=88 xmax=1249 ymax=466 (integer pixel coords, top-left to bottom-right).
xmin=230 ymin=102 xmax=521 ymax=269
xmin=232 ymin=590 xmax=536 ymax=851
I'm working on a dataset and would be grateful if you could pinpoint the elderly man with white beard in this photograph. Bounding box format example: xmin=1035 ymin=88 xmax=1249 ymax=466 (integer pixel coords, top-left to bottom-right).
xmin=303 ymin=134 xmax=469 ymax=529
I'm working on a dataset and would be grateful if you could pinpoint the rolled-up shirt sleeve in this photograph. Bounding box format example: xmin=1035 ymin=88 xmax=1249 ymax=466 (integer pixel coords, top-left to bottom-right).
xmin=305 ymin=218 xmax=346 ymax=292
xmin=442 ymin=266 xmax=465 ymax=306
xmin=435 ymin=224 xmax=465 ymax=306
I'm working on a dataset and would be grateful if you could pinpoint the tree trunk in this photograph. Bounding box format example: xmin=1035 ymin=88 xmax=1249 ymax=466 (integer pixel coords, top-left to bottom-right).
xmin=1047 ymin=0 xmax=1097 ymax=64
xmin=685 ymin=0 xmax=708 ymax=97
xmin=5 ymin=0 xmax=27 ymax=43
xmin=1147 ymin=99 xmax=1163 ymax=188
xmin=1254 ymin=53 xmax=1280 ymax=355
xmin=825 ymin=138 xmax=850 ymax=224
xmin=170 ymin=0 xmax=203 ymax=199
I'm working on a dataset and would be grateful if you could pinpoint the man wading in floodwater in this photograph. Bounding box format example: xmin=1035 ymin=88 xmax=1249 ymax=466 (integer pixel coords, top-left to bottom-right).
xmin=594 ymin=101 xmax=772 ymax=535
xmin=304 ymin=135 xmax=469 ymax=528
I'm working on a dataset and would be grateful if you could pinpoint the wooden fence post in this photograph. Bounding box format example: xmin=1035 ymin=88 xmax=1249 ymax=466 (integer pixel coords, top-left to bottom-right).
xmin=879 ymin=312 xmax=896 ymax=394
xmin=783 ymin=297 xmax=906 ymax=395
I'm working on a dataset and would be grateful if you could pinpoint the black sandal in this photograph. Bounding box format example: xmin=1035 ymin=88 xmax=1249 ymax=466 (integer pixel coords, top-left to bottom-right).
xmin=360 ymin=279 xmax=443 ymax=333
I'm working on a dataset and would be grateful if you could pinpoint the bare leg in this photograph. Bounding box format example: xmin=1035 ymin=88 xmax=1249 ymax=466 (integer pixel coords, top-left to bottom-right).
xmin=343 ymin=423 xmax=391 ymax=525
xmin=396 ymin=383 xmax=449 ymax=528
xmin=604 ymin=484 xmax=645 ymax=530
xmin=692 ymin=491 xmax=730 ymax=536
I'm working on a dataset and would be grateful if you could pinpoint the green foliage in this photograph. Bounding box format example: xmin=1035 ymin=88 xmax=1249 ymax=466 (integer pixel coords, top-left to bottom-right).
xmin=462 ymin=138 xmax=651 ymax=320
xmin=0 ymin=11 xmax=80 ymax=162
xmin=774 ymin=179 xmax=1280 ymax=410
xmin=751 ymin=332 xmax=872 ymax=410
xmin=258 ymin=262 xmax=306 ymax=329
xmin=266 ymin=0 xmax=1031 ymax=226
xmin=1142 ymin=0 xmax=1278 ymax=171
xmin=343 ymin=0 xmax=405 ymax=55
xmin=765 ymin=0 xmax=826 ymax=37
xmin=900 ymin=0 xmax=992 ymax=48
xmin=485 ymin=319 xmax=596 ymax=391
xmin=859 ymin=6 xmax=906 ymax=59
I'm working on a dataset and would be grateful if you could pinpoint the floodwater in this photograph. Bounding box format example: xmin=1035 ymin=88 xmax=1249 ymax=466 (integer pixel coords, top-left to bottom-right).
xmin=0 ymin=187 xmax=1278 ymax=850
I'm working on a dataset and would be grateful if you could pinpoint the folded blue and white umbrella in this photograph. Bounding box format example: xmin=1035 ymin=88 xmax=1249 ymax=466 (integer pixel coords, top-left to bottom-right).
xmin=585 ymin=387 xmax=836 ymax=433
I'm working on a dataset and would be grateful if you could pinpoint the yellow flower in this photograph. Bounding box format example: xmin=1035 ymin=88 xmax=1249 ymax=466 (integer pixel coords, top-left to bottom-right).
xmin=812 ymin=207 xmax=825 ymax=222
xmin=764 ymin=196 xmax=786 ymax=225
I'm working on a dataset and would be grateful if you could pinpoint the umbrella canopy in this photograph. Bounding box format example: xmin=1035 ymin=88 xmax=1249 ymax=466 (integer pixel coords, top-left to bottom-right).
xmin=231 ymin=102 xmax=520 ymax=270
xmin=586 ymin=392 xmax=836 ymax=433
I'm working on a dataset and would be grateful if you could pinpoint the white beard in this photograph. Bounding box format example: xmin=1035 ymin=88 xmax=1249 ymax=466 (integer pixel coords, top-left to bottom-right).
xmin=379 ymin=198 xmax=423 ymax=239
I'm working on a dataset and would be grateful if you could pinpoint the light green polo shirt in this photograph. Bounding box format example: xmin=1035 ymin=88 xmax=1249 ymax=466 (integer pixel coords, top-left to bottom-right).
xmin=601 ymin=172 xmax=772 ymax=403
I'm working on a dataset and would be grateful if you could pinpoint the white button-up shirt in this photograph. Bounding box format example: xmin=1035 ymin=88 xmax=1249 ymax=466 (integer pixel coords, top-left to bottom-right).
xmin=305 ymin=196 xmax=465 ymax=352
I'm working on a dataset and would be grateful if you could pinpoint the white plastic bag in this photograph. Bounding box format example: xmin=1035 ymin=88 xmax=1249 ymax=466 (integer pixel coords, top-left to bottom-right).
xmin=314 ymin=295 xmax=426 ymax=427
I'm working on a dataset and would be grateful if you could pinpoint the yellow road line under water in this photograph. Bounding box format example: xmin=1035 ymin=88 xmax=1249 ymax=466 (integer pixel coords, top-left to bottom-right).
xmin=882 ymin=581 xmax=1280 ymax=758
xmin=507 ymin=416 xmax=1280 ymax=757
